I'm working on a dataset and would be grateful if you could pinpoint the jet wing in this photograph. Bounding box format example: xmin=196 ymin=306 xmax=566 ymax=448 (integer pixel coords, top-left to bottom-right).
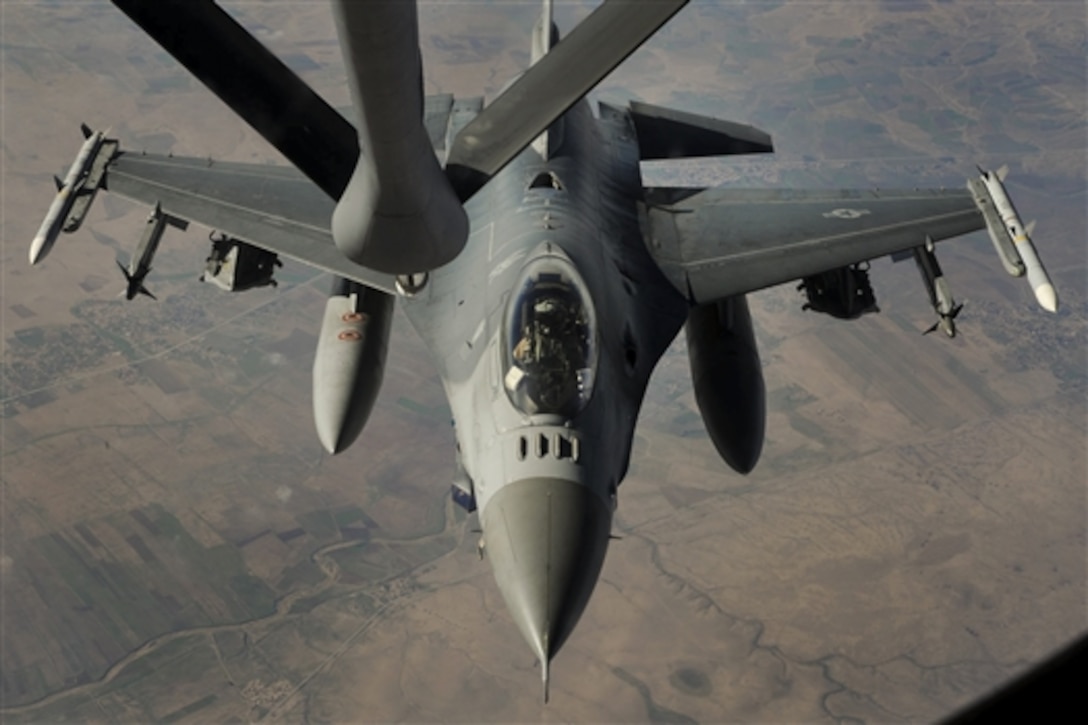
xmin=104 ymin=151 xmax=397 ymax=294
xmin=641 ymin=186 xmax=984 ymax=303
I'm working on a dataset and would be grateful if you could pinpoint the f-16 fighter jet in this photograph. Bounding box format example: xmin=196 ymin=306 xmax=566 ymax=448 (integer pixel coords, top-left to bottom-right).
xmin=28 ymin=0 xmax=1058 ymax=700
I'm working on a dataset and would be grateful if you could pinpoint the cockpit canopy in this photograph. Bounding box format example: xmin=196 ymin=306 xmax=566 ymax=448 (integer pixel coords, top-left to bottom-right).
xmin=503 ymin=254 xmax=597 ymax=417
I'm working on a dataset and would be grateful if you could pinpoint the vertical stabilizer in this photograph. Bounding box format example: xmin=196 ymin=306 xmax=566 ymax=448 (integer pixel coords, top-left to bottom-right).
xmin=531 ymin=0 xmax=555 ymax=159
xmin=531 ymin=0 xmax=554 ymax=65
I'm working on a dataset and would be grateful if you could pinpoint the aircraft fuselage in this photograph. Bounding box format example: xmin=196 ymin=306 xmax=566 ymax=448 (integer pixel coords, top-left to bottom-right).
xmin=402 ymin=98 xmax=688 ymax=668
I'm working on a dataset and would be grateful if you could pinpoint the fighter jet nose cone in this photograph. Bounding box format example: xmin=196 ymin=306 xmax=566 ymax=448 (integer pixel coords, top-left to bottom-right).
xmin=481 ymin=477 xmax=612 ymax=670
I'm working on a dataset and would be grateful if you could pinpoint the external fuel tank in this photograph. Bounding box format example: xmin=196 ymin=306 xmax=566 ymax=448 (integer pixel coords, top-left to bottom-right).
xmin=312 ymin=279 xmax=395 ymax=454
xmin=685 ymin=295 xmax=765 ymax=474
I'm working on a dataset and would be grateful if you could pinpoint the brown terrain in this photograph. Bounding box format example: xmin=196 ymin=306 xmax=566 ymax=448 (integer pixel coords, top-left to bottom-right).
xmin=1 ymin=1 xmax=1084 ymax=722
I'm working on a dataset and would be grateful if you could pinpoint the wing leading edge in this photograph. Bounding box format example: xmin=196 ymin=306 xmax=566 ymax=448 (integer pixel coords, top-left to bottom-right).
xmin=641 ymin=186 xmax=985 ymax=304
xmin=97 ymin=90 xmax=478 ymax=294
xmin=105 ymin=152 xmax=396 ymax=294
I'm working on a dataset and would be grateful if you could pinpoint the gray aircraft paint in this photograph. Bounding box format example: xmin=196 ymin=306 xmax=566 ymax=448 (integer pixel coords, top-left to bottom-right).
xmin=402 ymin=98 xmax=688 ymax=685
xmin=27 ymin=0 xmax=1061 ymax=700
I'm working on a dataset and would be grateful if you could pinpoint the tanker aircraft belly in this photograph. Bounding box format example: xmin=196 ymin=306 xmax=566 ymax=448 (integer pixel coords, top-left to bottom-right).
xmin=27 ymin=0 xmax=1059 ymax=699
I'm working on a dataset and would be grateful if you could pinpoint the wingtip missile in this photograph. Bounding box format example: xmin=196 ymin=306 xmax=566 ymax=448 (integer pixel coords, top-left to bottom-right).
xmin=1034 ymin=282 xmax=1058 ymax=314
xmin=973 ymin=166 xmax=1058 ymax=313
xmin=29 ymin=232 xmax=53 ymax=266
xmin=29 ymin=125 xmax=111 ymax=265
xmin=1018 ymin=223 xmax=1058 ymax=312
xmin=29 ymin=182 xmax=73 ymax=266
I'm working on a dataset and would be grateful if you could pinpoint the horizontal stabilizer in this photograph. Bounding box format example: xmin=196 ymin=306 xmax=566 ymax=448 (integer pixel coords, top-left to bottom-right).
xmin=628 ymin=101 xmax=773 ymax=160
xmin=970 ymin=166 xmax=1056 ymax=311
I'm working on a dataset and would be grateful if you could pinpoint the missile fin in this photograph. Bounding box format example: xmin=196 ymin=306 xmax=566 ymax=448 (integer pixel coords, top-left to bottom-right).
xmin=53 ymin=175 xmax=64 ymax=192
xmin=1025 ymin=220 xmax=1036 ymax=236
xmin=997 ymin=164 xmax=1009 ymax=182
xmin=80 ymin=122 xmax=93 ymax=139
xmin=542 ymin=655 xmax=550 ymax=704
